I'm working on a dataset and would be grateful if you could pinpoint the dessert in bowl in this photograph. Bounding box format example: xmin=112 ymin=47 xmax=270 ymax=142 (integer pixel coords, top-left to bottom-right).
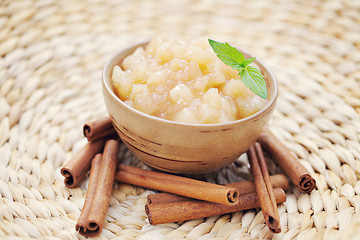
xmin=102 ymin=35 xmax=278 ymax=174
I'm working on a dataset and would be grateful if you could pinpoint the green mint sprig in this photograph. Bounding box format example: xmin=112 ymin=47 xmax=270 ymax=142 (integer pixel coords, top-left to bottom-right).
xmin=208 ymin=39 xmax=267 ymax=99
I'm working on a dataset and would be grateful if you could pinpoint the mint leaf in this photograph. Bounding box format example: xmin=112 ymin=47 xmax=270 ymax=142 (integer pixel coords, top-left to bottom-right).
xmin=243 ymin=57 xmax=256 ymax=66
xmin=239 ymin=66 xmax=267 ymax=99
xmin=208 ymin=39 xmax=245 ymax=68
xmin=208 ymin=39 xmax=267 ymax=99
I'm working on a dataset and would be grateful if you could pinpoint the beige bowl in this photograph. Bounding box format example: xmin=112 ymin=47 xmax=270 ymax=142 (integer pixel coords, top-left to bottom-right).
xmin=102 ymin=41 xmax=278 ymax=174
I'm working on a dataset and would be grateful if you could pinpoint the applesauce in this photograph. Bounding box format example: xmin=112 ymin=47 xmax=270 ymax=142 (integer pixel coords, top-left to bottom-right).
xmin=111 ymin=34 xmax=268 ymax=124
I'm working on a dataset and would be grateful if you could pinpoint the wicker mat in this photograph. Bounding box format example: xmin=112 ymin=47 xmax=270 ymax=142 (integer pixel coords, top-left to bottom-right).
xmin=1 ymin=0 xmax=360 ymax=239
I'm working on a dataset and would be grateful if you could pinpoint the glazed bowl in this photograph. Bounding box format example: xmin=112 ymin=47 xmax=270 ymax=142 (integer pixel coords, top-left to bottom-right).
xmin=102 ymin=41 xmax=278 ymax=174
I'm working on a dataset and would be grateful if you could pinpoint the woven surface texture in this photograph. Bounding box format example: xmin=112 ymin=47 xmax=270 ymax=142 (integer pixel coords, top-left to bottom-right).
xmin=1 ymin=0 xmax=360 ymax=239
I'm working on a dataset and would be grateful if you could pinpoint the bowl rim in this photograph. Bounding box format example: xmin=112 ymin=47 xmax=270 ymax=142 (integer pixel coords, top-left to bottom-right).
xmin=103 ymin=40 xmax=278 ymax=128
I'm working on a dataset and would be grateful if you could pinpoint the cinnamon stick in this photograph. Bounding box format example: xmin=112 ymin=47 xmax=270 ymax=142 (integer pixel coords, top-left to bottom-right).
xmin=76 ymin=153 xmax=102 ymax=236
xmin=115 ymin=164 xmax=240 ymax=206
xmin=147 ymin=174 xmax=289 ymax=204
xmin=61 ymin=139 xmax=106 ymax=188
xmin=147 ymin=193 xmax=190 ymax=204
xmin=145 ymin=187 xmax=286 ymax=225
xmin=83 ymin=117 xmax=117 ymax=142
xmin=248 ymin=143 xmax=281 ymax=233
xmin=258 ymin=128 xmax=316 ymax=193
xmin=79 ymin=139 xmax=119 ymax=237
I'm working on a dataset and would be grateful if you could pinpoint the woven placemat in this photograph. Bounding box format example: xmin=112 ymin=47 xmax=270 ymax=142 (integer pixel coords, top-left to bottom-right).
xmin=1 ymin=0 xmax=360 ymax=239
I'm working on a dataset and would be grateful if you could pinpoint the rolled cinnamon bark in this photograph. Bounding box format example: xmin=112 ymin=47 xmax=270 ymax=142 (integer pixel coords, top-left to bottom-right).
xmin=147 ymin=174 xmax=289 ymax=204
xmin=248 ymin=143 xmax=281 ymax=232
xmin=76 ymin=154 xmax=102 ymax=237
xmin=258 ymin=128 xmax=316 ymax=193
xmin=61 ymin=139 xmax=106 ymax=188
xmin=147 ymin=193 xmax=191 ymax=204
xmin=83 ymin=139 xmax=119 ymax=237
xmin=248 ymin=143 xmax=281 ymax=233
xmin=83 ymin=117 xmax=117 ymax=142
xmin=115 ymin=164 xmax=239 ymax=206
xmin=146 ymin=187 xmax=286 ymax=225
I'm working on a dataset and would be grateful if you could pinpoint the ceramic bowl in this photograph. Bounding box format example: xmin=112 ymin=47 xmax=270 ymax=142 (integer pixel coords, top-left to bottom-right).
xmin=102 ymin=41 xmax=278 ymax=174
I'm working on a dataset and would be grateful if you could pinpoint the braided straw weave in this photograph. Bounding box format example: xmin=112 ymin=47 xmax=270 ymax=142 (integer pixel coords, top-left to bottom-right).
xmin=1 ymin=0 xmax=360 ymax=239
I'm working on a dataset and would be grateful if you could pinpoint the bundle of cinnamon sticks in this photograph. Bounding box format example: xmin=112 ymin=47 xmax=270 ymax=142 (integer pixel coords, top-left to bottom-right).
xmin=61 ymin=117 xmax=316 ymax=236
xmin=61 ymin=117 xmax=120 ymax=237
